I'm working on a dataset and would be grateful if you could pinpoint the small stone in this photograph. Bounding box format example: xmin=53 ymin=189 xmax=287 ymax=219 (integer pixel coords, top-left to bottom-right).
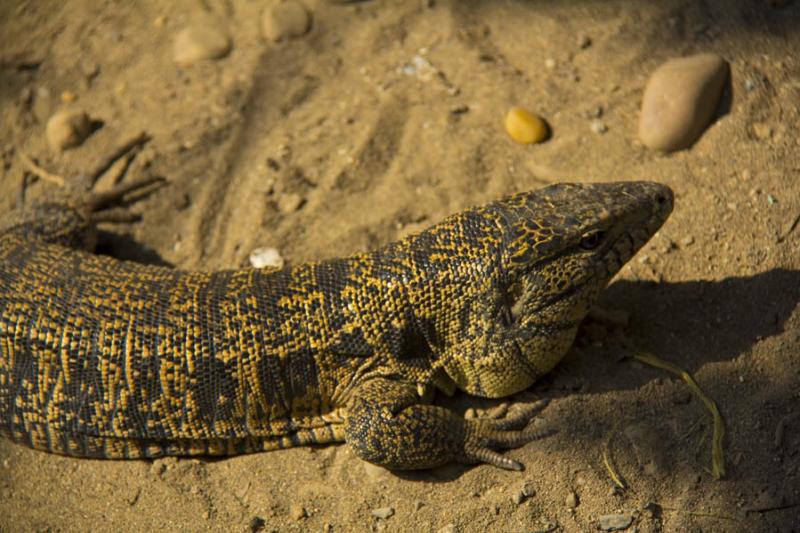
xmin=638 ymin=53 xmax=730 ymax=152
xmin=590 ymin=120 xmax=608 ymax=134
xmin=752 ymin=122 xmax=773 ymax=140
xmin=744 ymin=79 xmax=756 ymax=92
xmin=289 ymin=503 xmax=307 ymax=520
xmin=153 ymin=15 xmax=167 ymax=28
xmin=277 ymin=192 xmax=304 ymax=213
xmin=60 ymin=90 xmax=77 ymax=103
xmin=565 ymin=491 xmax=579 ymax=509
xmin=437 ymin=525 xmax=457 ymax=533
xmin=521 ymin=482 xmax=536 ymax=498
xmin=512 ymin=491 xmax=525 ymax=505
xmin=262 ymin=1 xmax=312 ymax=42
xmin=597 ymin=513 xmax=633 ymax=531
xmin=46 ymin=109 xmax=92 ymax=151
xmin=249 ymin=247 xmax=285 ymax=269
xmin=680 ymin=235 xmax=695 ymax=247
xmin=504 ymin=107 xmax=549 ymax=144
xmin=544 ymin=58 xmax=556 ymax=69
xmin=371 ymin=507 xmax=394 ymax=519
xmin=173 ymin=19 xmax=232 ymax=66
xmin=413 ymin=500 xmax=425 ymax=512
xmin=202 ymin=511 xmax=210 ymax=520
xmin=577 ymin=33 xmax=592 ymax=49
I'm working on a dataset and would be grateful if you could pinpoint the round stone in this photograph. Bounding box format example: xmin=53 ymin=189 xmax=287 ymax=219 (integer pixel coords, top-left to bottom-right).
xmin=46 ymin=109 xmax=92 ymax=151
xmin=504 ymin=107 xmax=549 ymax=144
xmin=638 ymin=53 xmax=729 ymax=152
xmin=262 ymin=1 xmax=312 ymax=42
xmin=173 ymin=19 xmax=232 ymax=66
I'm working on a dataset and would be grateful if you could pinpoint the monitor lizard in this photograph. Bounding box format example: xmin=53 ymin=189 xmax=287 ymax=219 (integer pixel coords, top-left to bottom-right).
xmin=0 ymin=180 xmax=672 ymax=470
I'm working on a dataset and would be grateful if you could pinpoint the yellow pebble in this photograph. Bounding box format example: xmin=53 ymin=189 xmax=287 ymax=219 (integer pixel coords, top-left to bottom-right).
xmin=504 ymin=107 xmax=549 ymax=144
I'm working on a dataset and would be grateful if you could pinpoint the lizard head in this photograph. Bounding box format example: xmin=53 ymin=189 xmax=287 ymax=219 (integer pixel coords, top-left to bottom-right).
xmin=423 ymin=181 xmax=673 ymax=398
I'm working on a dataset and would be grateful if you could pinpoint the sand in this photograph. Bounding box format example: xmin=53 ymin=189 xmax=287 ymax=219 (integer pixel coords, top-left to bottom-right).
xmin=1 ymin=1 xmax=799 ymax=531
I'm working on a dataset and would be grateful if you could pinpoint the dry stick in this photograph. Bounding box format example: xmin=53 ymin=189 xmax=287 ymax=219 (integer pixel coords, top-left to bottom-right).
xmin=632 ymin=351 xmax=726 ymax=479
xmin=87 ymin=131 xmax=150 ymax=186
xmin=17 ymin=149 xmax=65 ymax=186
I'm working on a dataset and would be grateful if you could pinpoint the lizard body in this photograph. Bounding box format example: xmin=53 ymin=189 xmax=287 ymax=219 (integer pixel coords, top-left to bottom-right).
xmin=0 ymin=181 xmax=672 ymax=469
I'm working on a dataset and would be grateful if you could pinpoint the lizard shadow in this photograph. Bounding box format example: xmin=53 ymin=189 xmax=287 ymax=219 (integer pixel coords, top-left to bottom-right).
xmin=553 ymin=267 xmax=800 ymax=396
xmin=393 ymin=268 xmax=800 ymax=483
xmin=95 ymin=230 xmax=173 ymax=268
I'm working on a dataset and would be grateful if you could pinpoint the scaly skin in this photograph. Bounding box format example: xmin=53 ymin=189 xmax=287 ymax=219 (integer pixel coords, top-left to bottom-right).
xmin=0 ymin=181 xmax=672 ymax=469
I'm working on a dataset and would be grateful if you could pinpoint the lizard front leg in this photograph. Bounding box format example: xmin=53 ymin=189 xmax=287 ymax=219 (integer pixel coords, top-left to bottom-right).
xmin=344 ymin=377 xmax=553 ymax=470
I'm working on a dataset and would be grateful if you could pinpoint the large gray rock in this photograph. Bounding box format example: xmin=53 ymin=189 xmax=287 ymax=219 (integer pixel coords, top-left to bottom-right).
xmin=638 ymin=53 xmax=729 ymax=152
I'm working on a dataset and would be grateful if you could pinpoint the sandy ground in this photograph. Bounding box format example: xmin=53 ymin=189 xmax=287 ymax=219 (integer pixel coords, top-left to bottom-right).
xmin=1 ymin=1 xmax=799 ymax=531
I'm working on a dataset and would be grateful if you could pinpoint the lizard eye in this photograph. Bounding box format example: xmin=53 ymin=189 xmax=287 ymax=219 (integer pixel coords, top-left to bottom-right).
xmin=579 ymin=230 xmax=605 ymax=250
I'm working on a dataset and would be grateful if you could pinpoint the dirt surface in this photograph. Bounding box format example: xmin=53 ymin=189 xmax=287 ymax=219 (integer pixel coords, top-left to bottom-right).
xmin=1 ymin=1 xmax=799 ymax=532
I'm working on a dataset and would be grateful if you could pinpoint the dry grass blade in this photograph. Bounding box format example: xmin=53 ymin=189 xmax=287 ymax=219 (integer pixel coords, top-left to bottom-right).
xmin=632 ymin=351 xmax=726 ymax=479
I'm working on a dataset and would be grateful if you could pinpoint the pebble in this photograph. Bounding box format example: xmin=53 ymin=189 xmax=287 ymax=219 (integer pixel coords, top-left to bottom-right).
xmin=437 ymin=525 xmax=457 ymax=533
xmin=521 ymin=482 xmax=536 ymax=498
xmin=752 ymin=122 xmax=773 ymax=140
xmin=680 ymin=235 xmax=695 ymax=247
xmin=371 ymin=507 xmax=394 ymax=519
xmin=590 ymin=120 xmax=608 ymax=134
xmin=278 ymin=192 xmax=304 ymax=213
xmin=262 ymin=1 xmax=312 ymax=42
xmin=46 ymin=109 xmax=92 ymax=151
xmin=504 ymin=107 xmax=549 ymax=144
xmin=638 ymin=53 xmax=729 ymax=152
xmin=173 ymin=19 xmax=232 ymax=66
xmin=249 ymin=247 xmax=285 ymax=269
xmin=565 ymin=491 xmax=579 ymax=509
xmin=597 ymin=513 xmax=633 ymax=531
xmin=289 ymin=503 xmax=307 ymax=520
xmin=576 ymin=33 xmax=592 ymax=49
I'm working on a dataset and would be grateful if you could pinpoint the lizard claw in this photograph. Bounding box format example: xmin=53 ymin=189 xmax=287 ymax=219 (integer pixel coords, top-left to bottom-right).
xmin=462 ymin=398 xmax=555 ymax=469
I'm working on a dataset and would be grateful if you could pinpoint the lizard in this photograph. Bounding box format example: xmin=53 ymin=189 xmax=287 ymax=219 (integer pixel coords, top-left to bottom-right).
xmin=0 ymin=179 xmax=672 ymax=470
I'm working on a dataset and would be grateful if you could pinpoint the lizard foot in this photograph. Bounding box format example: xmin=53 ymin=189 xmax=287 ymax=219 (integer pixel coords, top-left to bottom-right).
xmin=463 ymin=399 xmax=555 ymax=471
xmin=76 ymin=175 xmax=165 ymax=223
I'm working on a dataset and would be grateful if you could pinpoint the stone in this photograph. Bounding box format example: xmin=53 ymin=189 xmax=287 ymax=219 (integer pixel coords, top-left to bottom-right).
xmin=277 ymin=192 xmax=304 ymax=213
xmin=638 ymin=53 xmax=729 ymax=152
xmin=371 ymin=507 xmax=394 ymax=519
xmin=262 ymin=1 xmax=311 ymax=42
xmin=288 ymin=503 xmax=307 ymax=520
xmin=173 ymin=19 xmax=232 ymax=66
xmin=565 ymin=491 xmax=579 ymax=509
xmin=46 ymin=109 xmax=92 ymax=151
xmin=597 ymin=513 xmax=633 ymax=531
xmin=504 ymin=107 xmax=549 ymax=144
xmin=248 ymin=247 xmax=284 ymax=269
